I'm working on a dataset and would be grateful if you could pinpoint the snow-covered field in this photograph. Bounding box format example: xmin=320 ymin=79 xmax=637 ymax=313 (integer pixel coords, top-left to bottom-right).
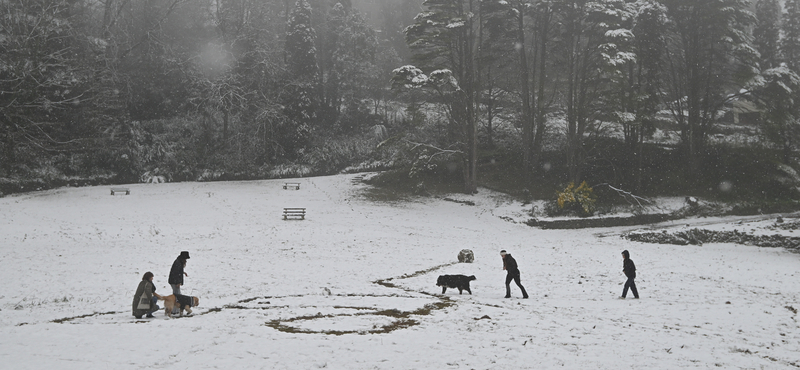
xmin=0 ymin=173 xmax=798 ymax=369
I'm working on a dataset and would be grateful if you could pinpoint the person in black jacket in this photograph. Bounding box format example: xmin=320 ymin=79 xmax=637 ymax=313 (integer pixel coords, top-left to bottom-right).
xmin=169 ymin=251 xmax=190 ymax=295
xmin=500 ymin=250 xmax=528 ymax=299
xmin=620 ymin=250 xmax=639 ymax=299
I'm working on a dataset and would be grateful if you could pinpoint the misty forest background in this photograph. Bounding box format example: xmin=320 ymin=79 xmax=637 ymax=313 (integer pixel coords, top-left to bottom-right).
xmin=5 ymin=0 xmax=800 ymax=215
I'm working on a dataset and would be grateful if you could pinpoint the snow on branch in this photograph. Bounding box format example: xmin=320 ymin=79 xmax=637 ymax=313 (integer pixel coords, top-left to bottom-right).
xmin=407 ymin=140 xmax=463 ymax=158
xmin=391 ymin=66 xmax=460 ymax=91
xmin=594 ymin=183 xmax=653 ymax=208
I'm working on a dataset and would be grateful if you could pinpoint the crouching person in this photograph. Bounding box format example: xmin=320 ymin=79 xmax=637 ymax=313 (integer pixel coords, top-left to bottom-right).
xmin=133 ymin=271 xmax=163 ymax=319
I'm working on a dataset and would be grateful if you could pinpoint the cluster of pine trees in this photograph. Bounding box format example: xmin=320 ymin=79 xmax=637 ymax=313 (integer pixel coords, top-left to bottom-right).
xmin=3 ymin=0 xmax=800 ymax=201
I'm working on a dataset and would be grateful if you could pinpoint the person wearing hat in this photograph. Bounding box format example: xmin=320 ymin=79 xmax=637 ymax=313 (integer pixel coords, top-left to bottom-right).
xmin=500 ymin=250 xmax=528 ymax=299
xmin=620 ymin=250 xmax=639 ymax=299
xmin=168 ymin=251 xmax=190 ymax=295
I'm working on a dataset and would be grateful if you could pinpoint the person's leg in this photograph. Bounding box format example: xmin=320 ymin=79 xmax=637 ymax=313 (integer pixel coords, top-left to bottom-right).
xmin=147 ymin=297 xmax=159 ymax=317
xmin=629 ymin=278 xmax=639 ymax=298
xmin=622 ymin=278 xmax=631 ymax=298
xmin=504 ymin=274 xmax=513 ymax=298
xmin=513 ymin=275 xmax=529 ymax=298
xmin=170 ymin=284 xmax=181 ymax=313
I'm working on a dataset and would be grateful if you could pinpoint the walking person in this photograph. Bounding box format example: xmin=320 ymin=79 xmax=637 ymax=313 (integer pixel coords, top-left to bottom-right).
xmin=620 ymin=250 xmax=639 ymax=299
xmin=500 ymin=250 xmax=528 ymax=299
xmin=132 ymin=271 xmax=162 ymax=319
xmin=169 ymin=251 xmax=190 ymax=295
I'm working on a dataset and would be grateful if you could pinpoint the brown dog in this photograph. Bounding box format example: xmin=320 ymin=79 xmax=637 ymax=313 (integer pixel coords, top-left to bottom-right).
xmin=162 ymin=294 xmax=200 ymax=317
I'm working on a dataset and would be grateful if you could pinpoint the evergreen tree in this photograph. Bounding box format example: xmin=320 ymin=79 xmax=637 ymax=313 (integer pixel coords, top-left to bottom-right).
xmin=754 ymin=0 xmax=782 ymax=70
xmin=331 ymin=8 xmax=380 ymax=133
xmin=321 ymin=2 xmax=347 ymax=117
xmin=625 ymin=0 xmax=669 ymax=191
xmin=286 ymin=0 xmax=320 ymax=82
xmin=283 ymin=0 xmax=318 ymax=157
xmin=784 ymin=0 xmax=800 ymax=72
xmin=749 ymin=67 xmax=800 ymax=164
xmin=402 ymin=0 xmax=483 ymax=193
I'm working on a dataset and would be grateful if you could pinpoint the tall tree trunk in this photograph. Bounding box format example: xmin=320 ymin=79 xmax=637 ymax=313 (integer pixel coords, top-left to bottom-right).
xmin=517 ymin=3 xmax=533 ymax=178
xmin=3 ymin=123 xmax=16 ymax=174
xmin=463 ymin=0 xmax=479 ymax=194
xmin=531 ymin=5 xmax=551 ymax=171
xmin=485 ymin=67 xmax=495 ymax=148
xmin=223 ymin=109 xmax=230 ymax=144
xmin=565 ymin=3 xmax=581 ymax=183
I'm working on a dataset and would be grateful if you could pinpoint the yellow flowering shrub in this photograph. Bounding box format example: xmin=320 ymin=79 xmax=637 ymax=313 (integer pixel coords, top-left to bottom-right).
xmin=556 ymin=181 xmax=597 ymax=217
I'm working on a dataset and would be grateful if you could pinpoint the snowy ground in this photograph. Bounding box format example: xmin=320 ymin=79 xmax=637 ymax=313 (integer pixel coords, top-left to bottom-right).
xmin=0 ymin=173 xmax=798 ymax=369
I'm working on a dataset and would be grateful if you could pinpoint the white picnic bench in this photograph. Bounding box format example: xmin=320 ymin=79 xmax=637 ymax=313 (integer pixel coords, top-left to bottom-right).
xmin=283 ymin=208 xmax=306 ymax=220
xmin=110 ymin=187 xmax=130 ymax=195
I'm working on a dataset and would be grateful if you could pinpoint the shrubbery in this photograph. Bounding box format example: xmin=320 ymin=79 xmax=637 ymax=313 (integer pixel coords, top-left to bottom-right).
xmin=555 ymin=181 xmax=597 ymax=217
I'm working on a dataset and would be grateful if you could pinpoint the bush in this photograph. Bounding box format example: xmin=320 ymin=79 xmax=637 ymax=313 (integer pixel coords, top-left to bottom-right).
xmin=556 ymin=181 xmax=597 ymax=217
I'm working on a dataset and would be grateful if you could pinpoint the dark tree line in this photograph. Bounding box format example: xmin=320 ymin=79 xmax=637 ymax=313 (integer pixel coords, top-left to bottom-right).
xmin=3 ymin=0 xmax=800 ymax=199
xmin=0 ymin=0 xmax=404 ymax=186
xmin=393 ymin=0 xmax=800 ymax=196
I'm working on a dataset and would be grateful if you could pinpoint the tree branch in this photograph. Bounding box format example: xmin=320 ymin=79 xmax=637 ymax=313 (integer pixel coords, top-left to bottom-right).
xmin=593 ymin=183 xmax=652 ymax=207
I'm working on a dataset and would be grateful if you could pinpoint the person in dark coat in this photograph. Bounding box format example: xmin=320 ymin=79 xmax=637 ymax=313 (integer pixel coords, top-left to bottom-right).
xmin=168 ymin=251 xmax=190 ymax=295
xmin=132 ymin=271 xmax=162 ymax=319
xmin=620 ymin=250 xmax=639 ymax=299
xmin=500 ymin=250 xmax=528 ymax=299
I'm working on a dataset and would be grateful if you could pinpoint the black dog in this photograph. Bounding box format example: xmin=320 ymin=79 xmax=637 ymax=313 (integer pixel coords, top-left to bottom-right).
xmin=436 ymin=274 xmax=476 ymax=295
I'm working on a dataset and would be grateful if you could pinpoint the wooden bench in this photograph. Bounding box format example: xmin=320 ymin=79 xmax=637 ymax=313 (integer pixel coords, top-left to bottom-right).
xmin=110 ymin=187 xmax=130 ymax=195
xmin=283 ymin=182 xmax=301 ymax=190
xmin=283 ymin=208 xmax=306 ymax=220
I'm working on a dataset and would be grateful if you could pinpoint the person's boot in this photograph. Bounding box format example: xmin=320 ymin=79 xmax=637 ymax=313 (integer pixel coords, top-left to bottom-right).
xmin=521 ymin=286 xmax=529 ymax=299
xmin=504 ymin=286 xmax=511 ymax=298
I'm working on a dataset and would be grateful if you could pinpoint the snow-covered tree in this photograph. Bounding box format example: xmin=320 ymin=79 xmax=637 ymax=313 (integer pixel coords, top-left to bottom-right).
xmin=314 ymin=2 xmax=379 ymax=132
xmin=784 ymin=0 xmax=800 ymax=72
xmin=615 ymin=0 xmax=669 ymax=191
xmin=282 ymin=0 xmax=318 ymax=157
xmin=331 ymin=8 xmax=380 ymax=133
xmin=0 ymin=0 xmax=95 ymax=174
xmin=320 ymin=2 xmax=347 ymax=117
xmin=285 ymin=0 xmax=319 ymax=82
xmin=660 ymin=0 xmax=757 ymax=178
xmin=402 ymin=0 xmax=483 ymax=193
xmin=754 ymin=0 xmax=782 ymax=70
xmin=481 ymin=0 xmax=555 ymax=176
xmin=748 ymin=67 xmax=800 ymax=163
xmin=552 ymin=0 xmax=634 ymax=183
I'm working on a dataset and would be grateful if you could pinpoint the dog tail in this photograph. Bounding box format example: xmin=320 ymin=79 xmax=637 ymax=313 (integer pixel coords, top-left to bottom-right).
xmin=469 ymin=275 xmax=476 ymax=280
